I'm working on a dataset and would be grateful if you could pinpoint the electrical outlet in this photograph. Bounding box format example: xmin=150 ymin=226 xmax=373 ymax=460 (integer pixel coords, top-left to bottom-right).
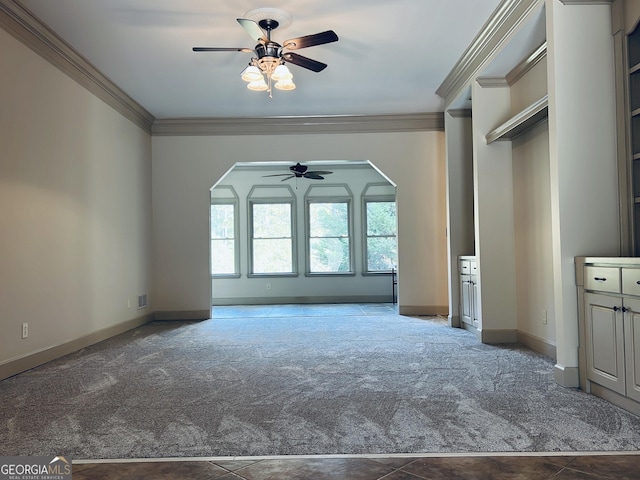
xmin=266 ymin=282 xmax=272 ymax=291
xmin=22 ymin=323 xmax=28 ymax=339
xmin=542 ymin=310 xmax=548 ymax=325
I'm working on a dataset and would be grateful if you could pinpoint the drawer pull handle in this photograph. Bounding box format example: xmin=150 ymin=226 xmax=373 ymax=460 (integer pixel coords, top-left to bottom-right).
xmin=623 ymin=307 xmax=628 ymax=313
xmin=594 ymin=277 xmax=607 ymax=281
xmin=614 ymin=306 xmax=620 ymax=311
xmin=636 ymin=281 xmax=640 ymax=285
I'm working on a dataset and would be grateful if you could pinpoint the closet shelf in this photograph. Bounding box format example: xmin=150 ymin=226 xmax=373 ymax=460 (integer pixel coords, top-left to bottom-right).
xmin=485 ymin=95 xmax=548 ymax=144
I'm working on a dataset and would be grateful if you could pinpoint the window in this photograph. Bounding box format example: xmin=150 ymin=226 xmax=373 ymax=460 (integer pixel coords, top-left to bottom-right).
xmin=210 ymin=203 xmax=237 ymax=275
xmin=365 ymin=200 xmax=397 ymax=272
xmin=308 ymin=201 xmax=352 ymax=273
xmin=251 ymin=201 xmax=294 ymax=274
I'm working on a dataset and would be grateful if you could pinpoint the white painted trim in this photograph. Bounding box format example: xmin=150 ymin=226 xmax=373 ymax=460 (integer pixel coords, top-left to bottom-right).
xmin=505 ymin=43 xmax=547 ymax=86
xmin=559 ymin=0 xmax=613 ymax=4
xmin=447 ymin=109 xmax=473 ymax=118
xmin=154 ymin=310 xmax=211 ymax=321
xmin=476 ymin=77 xmax=509 ymax=88
xmin=436 ymin=0 xmax=543 ymax=106
xmin=517 ymin=330 xmax=557 ymax=361
xmin=554 ymin=364 xmax=580 ymax=388
xmin=151 ymin=113 xmax=445 ymax=136
xmin=481 ymin=329 xmax=518 ymax=344
xmin=398 ymin=305 xmax=449 ymax=316
xmin=0 ymin=1 xmax=444 ymax=136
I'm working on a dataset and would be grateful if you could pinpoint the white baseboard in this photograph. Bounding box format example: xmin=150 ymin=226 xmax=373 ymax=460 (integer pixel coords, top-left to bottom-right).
xmin=0 ymin=313 xmax=153 ymax=381
xmin=517 ymin=331 xmax=556 ymax=361
xmin=554 ymin=364 xmax=579 ymax=388
xmin=481 ymin=329 xmax=518 ymax=344
xmin=398 ymin=305 xmax=449 ymax=316
xmin=154 ymin=310 xmax=211 ymax=321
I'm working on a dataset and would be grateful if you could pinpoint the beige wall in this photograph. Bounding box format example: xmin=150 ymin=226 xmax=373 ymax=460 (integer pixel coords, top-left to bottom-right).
xmin=512 ymin=121 xmax=555 ymax=345
xmin=152 ymin=131 xmax=448 ymax=316
xmin=0 ymin=28 xmax=153 ymax=366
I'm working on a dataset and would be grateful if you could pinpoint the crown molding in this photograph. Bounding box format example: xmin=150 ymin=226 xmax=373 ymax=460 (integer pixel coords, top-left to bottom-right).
xmin=476 ymin=76 xmax=510 ymax=88
xmin=1 ymin=1 xmax=444 ymax=137
xmin=0 ymin=0 xmax=155 ymax=133
xmin=559 ymin=0 xmax=612 ymax=4
xmin=505 ymin=42 xmax=547 ymax=85
xmin=436 ymin=0 xmax=543 ymax=106
xmin=447 ymin=109 xmax=473 ymax=118
xmin=151 ymin=113 xmax=445 ymax=136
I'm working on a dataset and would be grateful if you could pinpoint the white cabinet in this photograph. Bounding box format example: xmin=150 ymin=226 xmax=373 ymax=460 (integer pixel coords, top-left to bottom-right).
xmin=577 ymin=258 xmax=640 ymax=414
xmin=459 ymin=257 xmax=478 ymax=329
xmin=584 ymin=292 xmax=626 ymax=395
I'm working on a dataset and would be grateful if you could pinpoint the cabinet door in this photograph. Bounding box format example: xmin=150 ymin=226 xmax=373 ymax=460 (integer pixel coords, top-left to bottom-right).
xmin=461 ymin=275 xmax=472 ymax=325
xmin=624 ymin=297 xmax=640 ymax=403
xmin=584 ymin=293 xmax=626 ymax=395
xmin=471 ymin=276 xmax=479 ymax=328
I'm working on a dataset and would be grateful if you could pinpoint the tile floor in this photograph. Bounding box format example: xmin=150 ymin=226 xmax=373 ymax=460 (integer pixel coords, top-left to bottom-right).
xmin=72 ymin=454 xmax=640 ymax=479
xmin=71 ymin=305 xmax=640 ymax=478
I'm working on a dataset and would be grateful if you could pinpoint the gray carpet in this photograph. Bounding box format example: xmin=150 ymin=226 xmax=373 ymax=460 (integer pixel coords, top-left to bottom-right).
xmin=2 ymin=306 xmax=640 ymax=459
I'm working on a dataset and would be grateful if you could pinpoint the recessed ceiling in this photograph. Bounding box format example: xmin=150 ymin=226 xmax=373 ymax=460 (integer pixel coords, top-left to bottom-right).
xmin=16 ymin=0 xmax=503 ymax=119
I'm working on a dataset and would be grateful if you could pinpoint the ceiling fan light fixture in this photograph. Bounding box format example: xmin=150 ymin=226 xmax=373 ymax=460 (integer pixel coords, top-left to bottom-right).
xmin=271 ymin=64 xmax=292 ymax=81
xmin=275 ymin=78 xmax=296 ymax=91
xmin=241 ymin=65 xmax=263 ymax=82
xmin=247 ymin=78 xmax=269 ymax=91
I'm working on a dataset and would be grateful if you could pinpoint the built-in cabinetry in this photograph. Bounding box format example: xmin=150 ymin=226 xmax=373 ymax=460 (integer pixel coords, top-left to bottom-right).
xmin=576 ymin=257 xmax=640 ymax=416
xmin=628 ymin=25 xmax=640 ymax=254
xmin=459 ymin=256 xmax=478 ymax=330
xmin=485 ymin=95 xmax=548 ymax=144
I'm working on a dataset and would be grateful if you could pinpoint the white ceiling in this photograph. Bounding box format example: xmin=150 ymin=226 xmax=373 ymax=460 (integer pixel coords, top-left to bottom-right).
xmin=17 ymin=0 xmax=503 ymax=119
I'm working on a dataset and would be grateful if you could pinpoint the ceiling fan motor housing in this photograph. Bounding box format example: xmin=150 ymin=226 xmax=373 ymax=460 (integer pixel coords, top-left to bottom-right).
xmin=255 ymin=42 xmax=281 ymax=60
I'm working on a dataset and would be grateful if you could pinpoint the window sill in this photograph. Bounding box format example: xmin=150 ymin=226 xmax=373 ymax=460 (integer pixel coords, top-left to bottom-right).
xmin=248 ymin=273 xmax=299 ymax=278
xmin=304 ymin=272 xmax=356 ymax=277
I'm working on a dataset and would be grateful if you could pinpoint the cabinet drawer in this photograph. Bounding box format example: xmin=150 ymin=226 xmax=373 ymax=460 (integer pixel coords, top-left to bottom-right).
xmin=622 ymin=268 xmax=640 ymax=296
xmin=584 ymin=266 xmax=621 ymax=293
xmin=460 ymin=260 xmax=470 ymax=274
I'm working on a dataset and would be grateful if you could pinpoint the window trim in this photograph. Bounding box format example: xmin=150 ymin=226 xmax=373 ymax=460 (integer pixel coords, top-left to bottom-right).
xmin=248 ymin=195 xmax=298 ymax=277
xmin=210 ymin=188 xmax=240 ymax=278
xmin=305 ymin=193 xmax=355 ymax=276
xmin=362 ymin=195 xmax=398 ymax=275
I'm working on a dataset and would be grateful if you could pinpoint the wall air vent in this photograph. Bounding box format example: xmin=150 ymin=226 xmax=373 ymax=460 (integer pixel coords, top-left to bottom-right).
xmin=138 ymin=294 xmax=148 ymax=309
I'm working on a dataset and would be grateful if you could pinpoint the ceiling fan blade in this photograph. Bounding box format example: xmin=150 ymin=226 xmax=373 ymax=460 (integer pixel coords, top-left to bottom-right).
xmin=282 ymin=53 xmax=327 ymax=73
xmin=263 ymin=173 xmax=295 ymax=177
xmin=306 ymin=170 xmax=333 ymax=176
xmin=237 ymin=18 xmax=267 ymax=42
xmin=283 ymin=30 xmax=338 ymax=50
xmin=304 ymin=173 xmax=325 ymax=180
xmin=193 ymin=47 xmax=253 ymax=52
xmin=280 ymin=175 xmax=295 ymax=182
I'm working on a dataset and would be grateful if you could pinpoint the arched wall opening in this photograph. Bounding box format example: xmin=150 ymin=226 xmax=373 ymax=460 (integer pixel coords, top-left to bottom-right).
xmin=209 ymin=160 xmax=399 ymax=306
xmin=151 ymin=130 xmax=447 ymax=319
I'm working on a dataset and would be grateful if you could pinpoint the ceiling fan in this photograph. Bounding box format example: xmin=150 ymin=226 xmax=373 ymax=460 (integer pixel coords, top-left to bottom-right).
xmin=263 ymin=163 xmax=334 ymax=181
xmin=192 ymin=8 xmax=338 ymax=93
